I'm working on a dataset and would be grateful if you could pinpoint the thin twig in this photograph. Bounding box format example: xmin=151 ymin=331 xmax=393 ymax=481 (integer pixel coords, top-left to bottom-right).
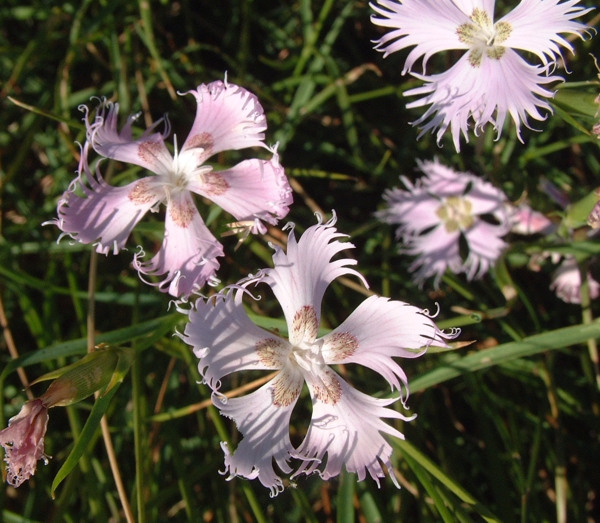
xmin=0 ymin=293 xmax=33 ymax=399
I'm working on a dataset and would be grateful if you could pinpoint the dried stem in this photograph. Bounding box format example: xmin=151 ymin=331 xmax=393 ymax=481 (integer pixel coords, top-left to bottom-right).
xmin=0 ymin=293 xmax=33 ymax=399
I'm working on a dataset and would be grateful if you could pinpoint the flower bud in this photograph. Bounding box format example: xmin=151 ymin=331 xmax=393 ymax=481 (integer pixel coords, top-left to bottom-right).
xmin=0 ymin=344 xmax=135 ymax=487
xmin=38 ymin=346 xmax=121 ymax=407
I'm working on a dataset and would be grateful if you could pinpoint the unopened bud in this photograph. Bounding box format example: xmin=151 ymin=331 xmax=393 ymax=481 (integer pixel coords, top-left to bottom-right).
xmin=38 ymin=347 xmax=120 ymax=407
xmin=0 ymin=344 xmax=135 ymax=487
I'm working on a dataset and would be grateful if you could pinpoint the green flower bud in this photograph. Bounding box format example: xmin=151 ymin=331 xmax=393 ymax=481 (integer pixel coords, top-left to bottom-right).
xmin=34 ymin=345 xmax=135 ymax=408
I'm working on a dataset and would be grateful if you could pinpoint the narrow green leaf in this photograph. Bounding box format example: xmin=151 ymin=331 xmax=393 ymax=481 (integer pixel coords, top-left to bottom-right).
xmin=51 ymin=383 xmax=121 ymax=496
xmin=403 ymin=452 xmax=455 ymax=523
xmin=0 ymin=314 xmax=181 ymax=380
xmin=7 ymin=97 xmax=85 ymax=130
xmin=410 ymin=318 xmax=600 ymax=393
xmin=392 ymin=440 xmax=501 ymax=523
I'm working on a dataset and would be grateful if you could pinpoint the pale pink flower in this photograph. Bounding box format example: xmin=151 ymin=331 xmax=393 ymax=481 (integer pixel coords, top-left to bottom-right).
xmin=377 ymin=159 xmax=510 ymax=286
xmin=550 ymin=256 xmax=600 ymax=304
xmin=371 ymin=0 xmax=592 ymax=151
xmin=0 ymin=399 xmax=49 ymax=487
xmin=183 ymin=215 xmax=456 ymax=496
xmin=51 ymin=79 xmax=292 ymax=297
xmin=508 ymin=203 xmax=554 ymax=235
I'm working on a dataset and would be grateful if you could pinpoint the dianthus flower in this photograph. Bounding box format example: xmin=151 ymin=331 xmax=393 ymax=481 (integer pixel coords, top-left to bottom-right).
xmin=183 ymin=214 xmax=457 ymax=496
xmin=550 ymin=256 xmax=600 ymax=304
xmin=51 ymin=79 xmax=292 ymax=297
xmin=0 ymin=399 xmax=49 ymax=487
xmin=371 ymin=0 xmax=592 ymax=151
xmin=377 ymin=159 xmax=510 ymax=286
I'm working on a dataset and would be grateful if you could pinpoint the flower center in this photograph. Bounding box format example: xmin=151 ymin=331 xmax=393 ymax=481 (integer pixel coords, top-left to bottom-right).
xmin=436 ymin=196 xmax=474 ymax=233
xmin=288 ymin=338 xmax=325 ymax=375
xmin=456 ymin=8 xmax=512 ymax=67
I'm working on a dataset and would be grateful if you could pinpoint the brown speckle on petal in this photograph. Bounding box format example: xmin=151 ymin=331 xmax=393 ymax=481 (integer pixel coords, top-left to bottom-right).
xmin=256 ymin=337 xmax=287 ymax=368
xmin=185 ymin=132 xmax=214 ymax=156
xmin=313 ymin=369 xmax=342 ymax=405
xmin=327 ymin=332 xmax=359 ymax=360
xmin=138 ymin=141 xmax=164 ymax=164
xmin=203 ymin=172 xmax=229 ymax=197
xmin=129 ymin=179 xmax=158 ymax=205
xmin=291 ymin=305 xmax=319 ymax=344
xmin=270 ymin=371 xmax=301 ymax=407
xmin=169 ymin=199 xmax=197 ymax=228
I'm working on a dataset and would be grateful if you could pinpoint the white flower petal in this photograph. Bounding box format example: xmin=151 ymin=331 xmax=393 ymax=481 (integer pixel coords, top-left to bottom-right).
xmin=321 ymin=295 xmax=452 ymax=392
xmin=501 ymin=0 xmax=592 ymax=64
xmin=463 ymin=221 xmax=508 ymax=280
xmin=370 ymin=0 xmax=469 ymax=72
xmin=188 ymin=155 xmax=292 ymax=227
xmin=83 ymin=102 xmax=173 ymax=174
xmin=406 ymin=51 xmax=561 ymax=151
xmin=181 ymin=80 xmax=268 ymax=164
xmin=185 ymin=287 xmax=288 ymax=389
xmin=264 ymin=216 xmax=367 ymax=336
xmin=53 ymin=143 xmax=162 ymax=255
xmin=294 ymin=371 xmax=410 ymax=488
xmin=216 ymin=367 xmax=303 ymax=497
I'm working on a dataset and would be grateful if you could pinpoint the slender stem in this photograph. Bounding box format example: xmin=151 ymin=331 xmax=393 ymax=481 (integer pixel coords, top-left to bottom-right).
xmin=540 ymin=357 xmax=567 ymax=523
xmin=578 ymin=261 xmax=600 ymax=393
xmin=87 ymin=250 xmax=135 ymax=523
xmin=0 ymin=292 xmax=33 ymax=399
xmin=132 ymin=283 xmax=146 ymax=523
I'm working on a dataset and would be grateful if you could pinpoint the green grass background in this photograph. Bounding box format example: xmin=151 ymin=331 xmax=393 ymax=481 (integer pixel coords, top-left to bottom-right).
xmin=1 ymin=0 xmax=600 ymax=521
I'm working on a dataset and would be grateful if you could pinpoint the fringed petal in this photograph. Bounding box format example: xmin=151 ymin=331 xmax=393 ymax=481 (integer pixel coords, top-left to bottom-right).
xmin=321 ymin=295 xmax=454 ymax=393
xmin=293 ymin=370 xmax=409 ymax=488
xmin=216 ymin=367 xmax=303 ymax=497
xmin=188 ymin=153 xmax=292 ymax=227
xmin=180 ymin=80 xmax=268 ymax=165
xmin=133 ymin=191 xmax=223 ymax=298
xmin=82 ymin=101 xmax=173 ymax=174
xmin=52 ymin=143 xmax=162 ymax=255
xmin=264 ymin=215 xmax=368 ymax=338
xmin=185 ymin=287 xmax=289 ymax=389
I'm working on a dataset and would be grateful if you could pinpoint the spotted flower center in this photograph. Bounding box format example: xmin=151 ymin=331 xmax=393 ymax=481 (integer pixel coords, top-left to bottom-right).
xmin=436 ymin=196 xmax=474 ymax=233
xmin=165 ymin=146 xmax=212 ymax=194
xmin=255 ymin=305 xmax=342 ymax=406
xmin=456 ymin=8 xmax=512 ymax=67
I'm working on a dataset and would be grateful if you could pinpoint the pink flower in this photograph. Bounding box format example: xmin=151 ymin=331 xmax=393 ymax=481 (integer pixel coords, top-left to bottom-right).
xmin=377 ymin=159 xmax=510 ymax=286
xmin=183 ymin=215 xmax=456 ymax=496
xmin=0 ymin=399 xmax=49 ymax=487
xmin=550 ymin=256 xmax=600 ymax=304
xmin=371 ymin=0 xmax=592 ymax=151
xmin=51 ymin=79 xmax=293 ymax=297
xmin=508 ymin=204 xmax=554 ymax=235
